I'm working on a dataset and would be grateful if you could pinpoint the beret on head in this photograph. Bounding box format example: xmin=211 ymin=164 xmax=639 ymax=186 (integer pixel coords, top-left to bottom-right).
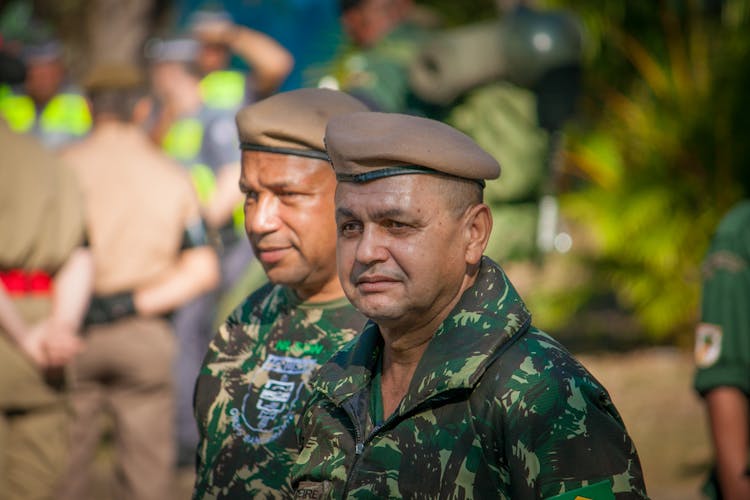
xmin=325 ymin=112 xmax=501 ymax=185
xmin=236 ymin=88 xmax=369 ymax=161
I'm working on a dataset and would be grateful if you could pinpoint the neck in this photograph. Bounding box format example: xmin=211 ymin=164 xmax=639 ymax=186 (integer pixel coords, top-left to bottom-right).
xmin=377 ymin=269 xmax=478 ymax=419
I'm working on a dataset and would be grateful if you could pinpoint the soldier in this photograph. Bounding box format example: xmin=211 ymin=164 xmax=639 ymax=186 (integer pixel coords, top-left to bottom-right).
xmin=0 ymin=46 xmax=93 ymax=500
xmin=192 ymin=88 xmax=369 ymax=499
xmin=693 ymin=200 xmax=750 ymax=500
xmin=56 ymin=64 xmax=219 ymax=500
xmin=336 ymin=0 xmax=436 ymax=115
xmin=292 ymin=112 xmax=649 ymax=499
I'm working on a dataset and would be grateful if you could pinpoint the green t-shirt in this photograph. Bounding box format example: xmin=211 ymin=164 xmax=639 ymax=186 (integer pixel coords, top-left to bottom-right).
xmin=193 ymin=283 xmax=366 ymax=499
xmin=694 ymin=200 xmax=750 ymax=395
xmin=693 ymin=200 xmax=750 ymax=499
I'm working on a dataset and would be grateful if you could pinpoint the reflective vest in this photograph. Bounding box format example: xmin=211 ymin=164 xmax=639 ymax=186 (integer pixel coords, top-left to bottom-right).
xmin=162 ymin=117 xmax=245 ymax=236
xmin=199 ymin=70 xmax=247 ymax=111
xmin=0 ymin=86 xmax=91 ymax=139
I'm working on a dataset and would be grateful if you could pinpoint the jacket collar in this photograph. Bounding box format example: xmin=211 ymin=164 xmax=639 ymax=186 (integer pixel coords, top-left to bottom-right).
xmin=313 ymin=257 xmax=531 ymax=412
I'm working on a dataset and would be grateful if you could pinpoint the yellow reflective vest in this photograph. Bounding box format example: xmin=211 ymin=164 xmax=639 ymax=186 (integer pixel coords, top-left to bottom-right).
xmin=0 ymin=86 xmax=91 ymax=144
xmin=199 ymin=70 xmax=247 ymax=111
xmin=161 ymin=116 xmax=244 ymax=236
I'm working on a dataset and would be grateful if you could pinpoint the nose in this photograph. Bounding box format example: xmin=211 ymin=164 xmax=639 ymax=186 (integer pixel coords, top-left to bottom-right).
xmin=354 ymin=225 xmax=388 ymax=265
xmin=246 ymin=193 xmax=281 ymax=236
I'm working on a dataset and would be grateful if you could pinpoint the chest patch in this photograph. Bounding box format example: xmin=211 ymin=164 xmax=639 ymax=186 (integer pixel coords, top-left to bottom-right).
xmin=229 ymin=354 xmax=318 ymax=444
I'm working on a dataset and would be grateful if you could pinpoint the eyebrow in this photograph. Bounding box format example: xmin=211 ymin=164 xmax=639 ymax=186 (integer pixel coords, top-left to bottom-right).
xmin=336 ymin=206 xmax=407 ymax=220
xmin=239 ymin=180 xmax=295 ymax=191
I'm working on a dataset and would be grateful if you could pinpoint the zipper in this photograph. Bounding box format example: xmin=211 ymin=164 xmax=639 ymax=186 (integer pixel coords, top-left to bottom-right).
xmin=341 ymin=395 xmax=365 ymax=497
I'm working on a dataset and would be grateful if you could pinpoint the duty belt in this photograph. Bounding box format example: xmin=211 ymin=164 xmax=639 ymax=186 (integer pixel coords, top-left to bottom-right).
xmin=0 ymin=269 xmax=53 ymax=295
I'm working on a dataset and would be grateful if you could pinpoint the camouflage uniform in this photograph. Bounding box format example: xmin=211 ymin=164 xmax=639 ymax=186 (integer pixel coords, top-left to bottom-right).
xmin=193 ymin=283 xmax=366 ymax=499
xmin=338 ymin=22 xmax=434 ymax=116
xmin=292 ymin=257 xmax=648 ymax=499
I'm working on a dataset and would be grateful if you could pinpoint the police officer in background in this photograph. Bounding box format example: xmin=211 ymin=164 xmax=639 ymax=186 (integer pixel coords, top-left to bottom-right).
xmin=56 ymin=64 xmax=219 ymax=500
xmin=187 ymin=7 xmax=294 ymax=111
xmin=292 ymin=112 xmax=648 ymax=499
xmin=0 ymin=33 xmax=91 ymax=149
xmin=0 ymin=44 xmax=93 ymax=500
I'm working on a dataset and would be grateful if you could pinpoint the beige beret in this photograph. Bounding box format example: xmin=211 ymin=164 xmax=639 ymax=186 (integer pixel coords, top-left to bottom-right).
xmin=236 ymin=88 xmax=369 ymax=160
xmin=325 ymin=112 xmax=500 ymax=185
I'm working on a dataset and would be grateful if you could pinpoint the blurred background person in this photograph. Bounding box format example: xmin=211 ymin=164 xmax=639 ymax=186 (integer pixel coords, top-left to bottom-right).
xmin=186 ymin=7 xmax=294 ymax=112
xmin=693 ymin=199 xmax=750 ymax=500
xmin=172 ymin=0 xmax=341 ymax=92
xmin=0 ymin=43 xmax=93 ymax=500
xmin=144 ymin=34 xmax=264 ymax=466
xmin=56 ymin=63 xmax=219 ymax=500
xmin=335 ymin=0 xmax=436 ymax=114
xmin=0 ymin=27 xmax=91 ymax=149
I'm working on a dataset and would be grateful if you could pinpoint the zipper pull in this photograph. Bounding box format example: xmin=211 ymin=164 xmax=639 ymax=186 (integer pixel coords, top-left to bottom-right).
xmin=355 ymin=442 xmax=364 ymax=455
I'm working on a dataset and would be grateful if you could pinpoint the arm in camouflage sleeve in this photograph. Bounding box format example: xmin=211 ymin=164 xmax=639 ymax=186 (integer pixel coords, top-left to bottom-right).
xmin=481 ymin=331 xmax=649 ymax=499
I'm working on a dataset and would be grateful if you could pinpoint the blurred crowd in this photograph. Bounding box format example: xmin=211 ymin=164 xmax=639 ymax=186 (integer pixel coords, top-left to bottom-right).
xmin=1 ymin=0 xmax=747 ymax=499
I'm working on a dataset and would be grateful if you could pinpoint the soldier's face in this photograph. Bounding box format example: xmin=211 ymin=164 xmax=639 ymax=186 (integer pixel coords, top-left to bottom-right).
xmin=240 ymin=151 xmax=340 ymax=300
xmin=335 ymin=175 xmax=471 ymax=330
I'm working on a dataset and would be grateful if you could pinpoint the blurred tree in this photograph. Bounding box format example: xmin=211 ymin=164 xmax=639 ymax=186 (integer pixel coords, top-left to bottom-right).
xmin=542 ymin=0 xmax=750 ymax=342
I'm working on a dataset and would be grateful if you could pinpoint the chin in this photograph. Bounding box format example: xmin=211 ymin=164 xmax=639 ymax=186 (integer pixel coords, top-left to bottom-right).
xmin=352 ymin=299 xmax=403 ymax=323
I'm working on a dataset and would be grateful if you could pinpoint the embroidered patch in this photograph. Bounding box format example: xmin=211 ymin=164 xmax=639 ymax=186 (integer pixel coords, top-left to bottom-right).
xmin=546 ymin=480 xmax=615 ymax=500
xmin=295 ymin=480 xmax=332 ymax=498
xmin=695 ymin=323 xmax=723 ymax=368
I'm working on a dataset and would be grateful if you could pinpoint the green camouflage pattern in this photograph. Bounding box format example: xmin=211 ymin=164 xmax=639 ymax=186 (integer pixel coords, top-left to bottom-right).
xmin=193 ymin=283 xmax=366 ymax=499
xmin=292 ymin=257 xmax=648 ymax=499
xmin=337 ymin=22 xmax=434 ymax=115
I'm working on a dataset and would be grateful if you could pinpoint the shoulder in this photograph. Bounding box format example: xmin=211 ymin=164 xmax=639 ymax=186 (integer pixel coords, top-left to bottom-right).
xmin=226 ymin=282 xmax=280 ymax=326
xmin=476 ymin=328 xmax=610 ymax=416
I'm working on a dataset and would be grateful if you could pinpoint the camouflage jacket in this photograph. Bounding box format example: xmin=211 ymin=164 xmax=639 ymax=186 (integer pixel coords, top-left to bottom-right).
xmin=193 ymin=283 xmax=366 ymax=499
xmin=292 ymin=258 xmax=648 ymax=499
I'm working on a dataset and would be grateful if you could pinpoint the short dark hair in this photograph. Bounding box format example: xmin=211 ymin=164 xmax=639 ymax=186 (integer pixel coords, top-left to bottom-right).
xmin=437 ymin=175 xmax=484 ymax=217
xmin=339 ymin=0 xmax=366 ymax=13
xmin=88 ymin=86 xmax=146 ymax=122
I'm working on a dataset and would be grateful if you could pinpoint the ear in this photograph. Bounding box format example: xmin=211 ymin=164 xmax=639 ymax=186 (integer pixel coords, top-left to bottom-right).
xmin=132 ymin=96 xmax=153 ymax=126
xmin=462 ymin=203 xmax=492 ymax=266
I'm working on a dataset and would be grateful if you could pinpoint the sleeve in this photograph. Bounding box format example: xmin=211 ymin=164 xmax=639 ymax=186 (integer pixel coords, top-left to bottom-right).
xmin=693 ymin=221 xmax=750 ymax=395
xmin=176 ymin=169 xmax=211 ymax=249
xmin=495 ymin=335 xmax=648 ymax=499
xmin=202 ymin=112 xmax=240 ymax=171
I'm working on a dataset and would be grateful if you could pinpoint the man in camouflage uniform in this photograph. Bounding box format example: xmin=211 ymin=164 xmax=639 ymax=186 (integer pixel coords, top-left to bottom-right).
xmin=192 ymin=88 xmax=369 ymax=499
xmin=292 ymin=112 xmax=648 ymax=499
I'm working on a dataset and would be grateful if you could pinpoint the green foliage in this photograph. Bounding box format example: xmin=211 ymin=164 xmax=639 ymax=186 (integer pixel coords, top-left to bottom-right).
xmin=543 ymin=0 xmax=749 ymax=341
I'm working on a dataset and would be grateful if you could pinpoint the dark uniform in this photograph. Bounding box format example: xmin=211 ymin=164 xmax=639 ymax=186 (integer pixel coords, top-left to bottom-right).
xmin=0 ymin=120 xmax=86 ymax=500
xmin=694 ymin=200 xmax=750 ymax=499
